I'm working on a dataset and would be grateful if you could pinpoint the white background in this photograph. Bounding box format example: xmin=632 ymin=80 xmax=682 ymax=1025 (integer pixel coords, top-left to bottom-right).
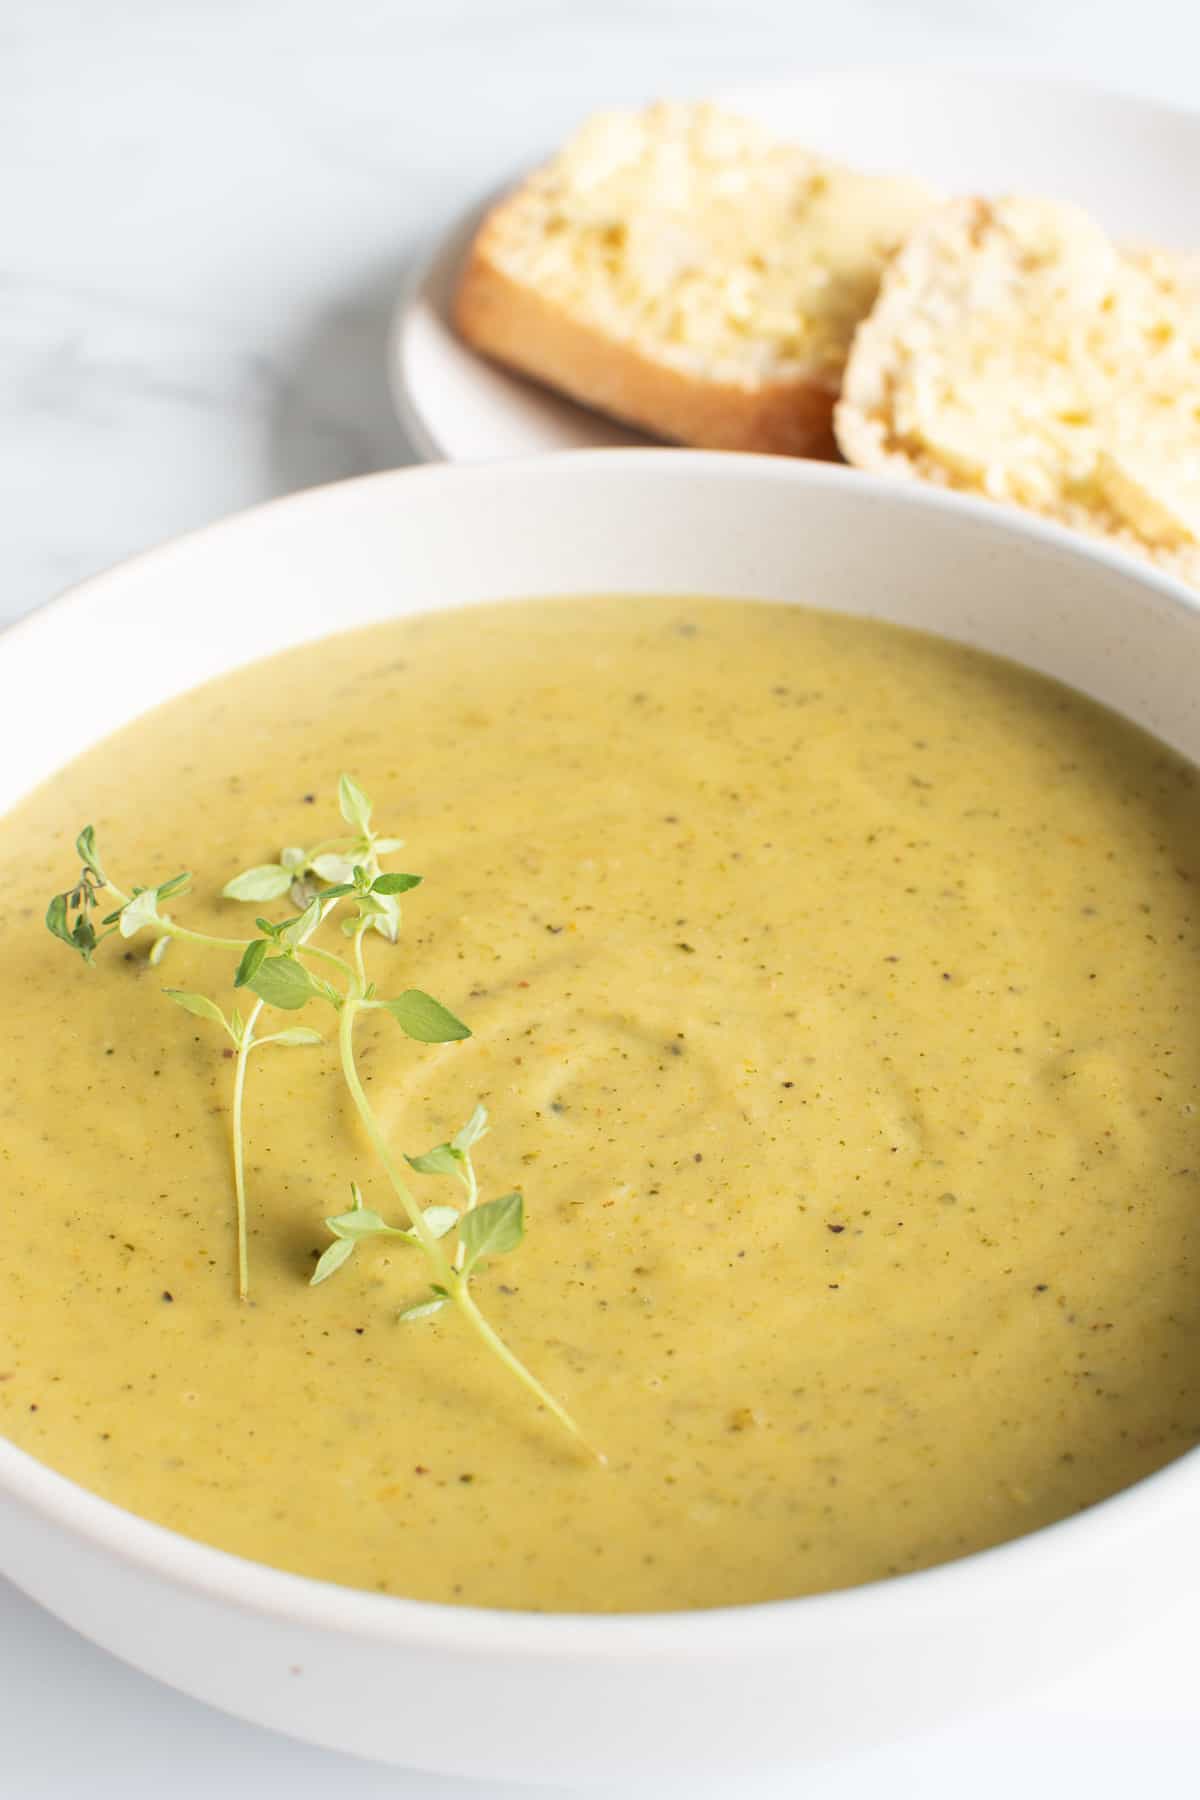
xmin=4 ymin=1 xmax=1200 ymax=1793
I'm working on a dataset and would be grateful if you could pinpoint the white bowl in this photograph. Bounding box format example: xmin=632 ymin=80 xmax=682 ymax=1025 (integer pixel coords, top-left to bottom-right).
xmin=3 ymin=451 xmax=1200 ymax=1786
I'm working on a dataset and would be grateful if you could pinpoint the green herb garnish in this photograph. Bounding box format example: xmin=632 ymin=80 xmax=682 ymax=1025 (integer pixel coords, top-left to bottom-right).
xmin=45 ymin=778 xmax=599 ymax=1462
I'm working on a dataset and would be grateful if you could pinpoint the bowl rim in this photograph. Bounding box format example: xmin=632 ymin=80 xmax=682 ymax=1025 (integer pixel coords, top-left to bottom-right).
xmin=3 ymin=445 xmax=1199 ymax=1657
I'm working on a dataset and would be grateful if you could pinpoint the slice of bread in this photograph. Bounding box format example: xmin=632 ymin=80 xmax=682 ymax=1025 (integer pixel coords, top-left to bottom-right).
xmin=454 ymin=103 xmax=936 ymax=458
xmin=836 ymin=195 xmax=1200 ymax=585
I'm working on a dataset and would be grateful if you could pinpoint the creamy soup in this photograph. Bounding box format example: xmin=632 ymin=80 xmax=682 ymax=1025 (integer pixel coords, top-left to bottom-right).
xmin=2 ymin=595 xmax=1200 ymax=1613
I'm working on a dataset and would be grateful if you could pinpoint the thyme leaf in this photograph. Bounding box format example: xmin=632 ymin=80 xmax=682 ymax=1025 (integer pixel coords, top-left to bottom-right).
xmin=222 ymin=864 xmax=294 ymax=902
xmin=245 ymin=954 xmax=321 ymax=1011
xmin=459 ymin=1192 xmax=524 ymax=1276
xmin=381 ymin=990 xmax=471 ymax=1043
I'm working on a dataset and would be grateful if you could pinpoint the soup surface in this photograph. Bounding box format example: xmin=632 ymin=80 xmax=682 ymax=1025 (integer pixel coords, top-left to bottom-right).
xmin=2 ymin=595 xmax=1200 ymax=1612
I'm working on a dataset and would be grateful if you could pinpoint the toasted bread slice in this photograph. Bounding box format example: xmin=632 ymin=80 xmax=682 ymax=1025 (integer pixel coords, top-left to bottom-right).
xmin=455 ymin=102 xmax=935 ymax=458
xmin=836 ymin=194 xmax=1200 ymax=585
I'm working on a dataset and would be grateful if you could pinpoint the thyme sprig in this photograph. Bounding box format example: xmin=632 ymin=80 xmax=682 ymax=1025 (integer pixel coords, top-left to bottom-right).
xmin=45 ymin=779 xmax=598 ymax=1462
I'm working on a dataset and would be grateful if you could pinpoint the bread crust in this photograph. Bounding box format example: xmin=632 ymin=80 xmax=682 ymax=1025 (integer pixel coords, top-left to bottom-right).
xmin=455 ymin=241 xmax=840 ymax=460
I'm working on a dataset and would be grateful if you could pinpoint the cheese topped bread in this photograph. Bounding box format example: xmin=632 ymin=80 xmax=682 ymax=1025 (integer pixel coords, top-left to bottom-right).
xmin=835 ymin=194 xmax=1200 ymax=585
xmin=454 ymin=102 xmax=936 ymax=458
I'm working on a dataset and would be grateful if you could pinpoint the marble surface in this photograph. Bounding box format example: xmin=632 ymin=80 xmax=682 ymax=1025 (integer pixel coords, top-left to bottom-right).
xmin=4 ymin=1 xmax=1200 ymax=1792
xmin=6 ymin=0 xmax=1200 ymax=626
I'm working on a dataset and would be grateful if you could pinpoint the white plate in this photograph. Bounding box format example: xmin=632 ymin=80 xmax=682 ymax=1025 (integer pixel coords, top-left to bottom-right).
xmin=390 ymin=70 xmax=1200 ymax=463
